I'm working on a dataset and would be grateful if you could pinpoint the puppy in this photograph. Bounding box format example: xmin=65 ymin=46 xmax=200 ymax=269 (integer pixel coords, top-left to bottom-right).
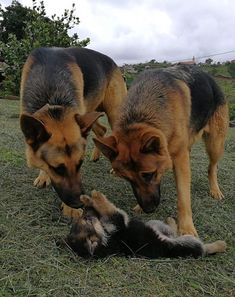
xmin=66 ymin=191 xmax=227 ymax=258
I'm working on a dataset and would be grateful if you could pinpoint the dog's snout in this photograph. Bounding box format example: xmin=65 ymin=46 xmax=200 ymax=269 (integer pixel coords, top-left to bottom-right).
xmin=132 ymin=183 xmax=161 ymax=214
xmin=52 ymin=182 xmax=84 ymax=208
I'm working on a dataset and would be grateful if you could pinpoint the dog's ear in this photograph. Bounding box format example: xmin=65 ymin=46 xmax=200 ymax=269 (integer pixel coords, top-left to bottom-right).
xmin=93 ymin=136 xmax=118 ymax=161
xmin=141 ymin=134 xmax=161 ymax=154
xmin=75 ymin=112 xmax=104 ymax=137
xmin=20 ymin=114 xmax=51 ymax=151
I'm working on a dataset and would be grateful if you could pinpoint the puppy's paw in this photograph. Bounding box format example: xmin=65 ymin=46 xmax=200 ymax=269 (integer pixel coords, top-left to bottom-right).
xmin=213 ymin=240 xmax=227 ymax=253
xmin=91 ymin=190 xmax=107 ymax=202
xmin=80 ymin=195 xmax=93 ymax=206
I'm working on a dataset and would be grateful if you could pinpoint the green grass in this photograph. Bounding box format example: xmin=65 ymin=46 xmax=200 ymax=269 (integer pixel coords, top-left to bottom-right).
xmin=216 ymin=78 xmax=235 ymax=121
xmin=0 ymin=99 xmax=235 ymax=297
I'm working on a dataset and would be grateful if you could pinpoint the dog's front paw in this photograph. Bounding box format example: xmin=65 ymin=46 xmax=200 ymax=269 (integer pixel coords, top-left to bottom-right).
xmin=33 ymin=171 xmax=51 ymax=188
xmin=210 ymin=188 xmax=224 ymax=200
xmin=61 ymin=203 xmax=83 ymax=219
xmin=178 ymin=221 xmax=198 ymax=237
xmin=132 ymin=204 xmax=143 ymax=214
xmin=90 ymin=147 xmax=100 ymax=162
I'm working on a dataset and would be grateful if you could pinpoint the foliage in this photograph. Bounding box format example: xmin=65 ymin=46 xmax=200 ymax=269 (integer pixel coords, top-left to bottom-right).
xmin=0 ymin=0 xmax=32 ymax=43
xmin=205 ymin=58 xmax=213 ymax=65
xmin=228 ymin=63 xmax=235 ymax=78
xmin=0 ymin=0 xmax=90 ymax=96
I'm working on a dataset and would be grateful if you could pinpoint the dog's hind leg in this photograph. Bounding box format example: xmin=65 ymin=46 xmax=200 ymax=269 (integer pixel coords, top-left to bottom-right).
xmin=91 ymin=120 xmax=107 ymax=162
xmin=33 ymin=170 xmax=51 ymax=188
xmin=203 ymin=104 xmax=229 ymax=200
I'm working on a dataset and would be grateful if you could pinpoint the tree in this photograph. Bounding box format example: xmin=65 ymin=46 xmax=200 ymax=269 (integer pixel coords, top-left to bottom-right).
xmin=205 ymin=58 xmax=213 ymax=65
xmin=0 ymin=1 xmax=32 ymax=43
xmin=0 ymin=0 xmax=90 ymax=96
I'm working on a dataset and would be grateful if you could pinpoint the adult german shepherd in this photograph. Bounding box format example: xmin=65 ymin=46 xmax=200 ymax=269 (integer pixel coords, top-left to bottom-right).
xmin=94 ymin=65 xmax=229 ymax=236
xmin=20 ymin=47 xmax=127 ymax=209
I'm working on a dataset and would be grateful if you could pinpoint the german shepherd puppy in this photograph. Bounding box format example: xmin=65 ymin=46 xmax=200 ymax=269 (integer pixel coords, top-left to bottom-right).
xmin=66 ymin=191 xmax=227 ymax=258
xmin=93 ymin=65 xmax=229 ymax=236
xmin=20 ymin=47 xmax=127 ymax=209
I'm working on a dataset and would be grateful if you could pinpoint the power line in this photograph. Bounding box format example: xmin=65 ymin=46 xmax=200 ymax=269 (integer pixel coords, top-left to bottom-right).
xmin=169 ymin=49 xmax=235 ymax=63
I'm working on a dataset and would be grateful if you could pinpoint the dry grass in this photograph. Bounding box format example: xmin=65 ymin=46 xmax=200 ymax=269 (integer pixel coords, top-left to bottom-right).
xmin=0 ymin=99 xmax=235 ymax=297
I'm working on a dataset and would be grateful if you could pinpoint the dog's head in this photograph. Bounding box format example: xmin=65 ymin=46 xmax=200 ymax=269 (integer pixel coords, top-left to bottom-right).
xmin=20 ymin=105 xmax=103 ymax=207
xmin=94 ymin=124 xmax=172 ymax=213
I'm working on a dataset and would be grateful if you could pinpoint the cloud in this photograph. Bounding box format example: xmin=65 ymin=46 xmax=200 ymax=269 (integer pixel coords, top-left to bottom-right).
xmin=4 ymin=0 xmax=235 ymax=64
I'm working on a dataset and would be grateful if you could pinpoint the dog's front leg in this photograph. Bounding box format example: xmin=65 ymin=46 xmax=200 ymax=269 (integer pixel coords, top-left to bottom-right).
xmin=173 ymin=150 xmax=198 ymax=236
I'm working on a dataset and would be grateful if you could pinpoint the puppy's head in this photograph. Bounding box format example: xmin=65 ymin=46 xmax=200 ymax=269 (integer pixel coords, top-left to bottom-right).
xmin=20 ymin=105 xmax=103 ymax=207
xmin=66 ymin=209 xmax=106 ymax=257
xmin=94 ymin=124 xmax=172 ymax=213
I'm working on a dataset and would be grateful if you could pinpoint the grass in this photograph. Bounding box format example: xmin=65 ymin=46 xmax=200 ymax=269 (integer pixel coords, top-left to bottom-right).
xmin=216 ymin=78 xmax=235 ymax=121
xmin=0 ymin=99 xmax=235 ymax=297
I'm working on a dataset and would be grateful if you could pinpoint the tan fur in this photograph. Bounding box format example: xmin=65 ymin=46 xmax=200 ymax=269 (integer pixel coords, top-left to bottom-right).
xmin=25 ymin=107 xmax=86 ymax=185
xmin=61 ymin=203 xmax=83 ymax=219
xmin=68 ymin=63 xmax=86 ymax=114
xmin=204 ymin=240 xmax=227 ymax=254
xmin=81 ymin=190 xmax=118 ymax=216
xmin=20 ymin=56 xmax=34 ymax=114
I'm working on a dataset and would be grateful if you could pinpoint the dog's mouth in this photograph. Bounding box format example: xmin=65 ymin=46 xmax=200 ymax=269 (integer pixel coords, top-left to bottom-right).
xmin=52 ymin=183 xmax=84 ymax=208
xmin=131 ymin=183 xmax=161 ymax=213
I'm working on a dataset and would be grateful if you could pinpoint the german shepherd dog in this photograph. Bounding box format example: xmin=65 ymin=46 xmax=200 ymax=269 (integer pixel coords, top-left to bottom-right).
xmin=20 ymin=47 xmax=127 ymax=209
xmin=66 ymin=191 xmax=227 ymax=258
xmin=94 ymin=65 xmax=229 ymax=236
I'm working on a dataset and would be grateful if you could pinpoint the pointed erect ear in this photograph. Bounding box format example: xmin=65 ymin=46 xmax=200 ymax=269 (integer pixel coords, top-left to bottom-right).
xmin=141 ymin=134 xmax=161 ymax=154
xmin=75 ymin=112 xmax=104 ymax=137
xmin=93 ymin=136 xmax=118 ymax=161
xmin=20 ymin=114 xmax=51 ymax=151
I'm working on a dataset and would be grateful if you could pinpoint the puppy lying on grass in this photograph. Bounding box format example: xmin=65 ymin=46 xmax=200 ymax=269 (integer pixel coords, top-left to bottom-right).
xmin=65 ymin=191 xmax=227 ymax=258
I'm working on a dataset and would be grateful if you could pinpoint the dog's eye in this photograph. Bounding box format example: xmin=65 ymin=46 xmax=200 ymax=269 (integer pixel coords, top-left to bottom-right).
xmin=141 ymin=172 xmax=155 ymax=183
xmin=51 ymin=164 xmax=67 ymax=176
xmin=76 ymin=160 xmax=84 ymax=172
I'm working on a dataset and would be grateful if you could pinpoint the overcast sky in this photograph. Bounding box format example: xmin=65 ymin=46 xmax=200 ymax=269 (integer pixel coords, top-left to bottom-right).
xmin=2 ymin=0 xmax=235 ymax=65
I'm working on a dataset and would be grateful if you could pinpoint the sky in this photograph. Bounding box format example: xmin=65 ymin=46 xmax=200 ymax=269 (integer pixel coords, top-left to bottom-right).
xmin=1 ymin=0 xmax=235 ymax=65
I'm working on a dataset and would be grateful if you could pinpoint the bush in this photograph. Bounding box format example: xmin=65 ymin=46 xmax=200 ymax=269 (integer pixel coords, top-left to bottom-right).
xmin=0 ymin=0 xmax=89 ymax=96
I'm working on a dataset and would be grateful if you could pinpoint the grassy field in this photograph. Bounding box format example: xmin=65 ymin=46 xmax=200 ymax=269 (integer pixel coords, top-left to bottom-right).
xmin=0 ymin=99 xmax=235 ymax=297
